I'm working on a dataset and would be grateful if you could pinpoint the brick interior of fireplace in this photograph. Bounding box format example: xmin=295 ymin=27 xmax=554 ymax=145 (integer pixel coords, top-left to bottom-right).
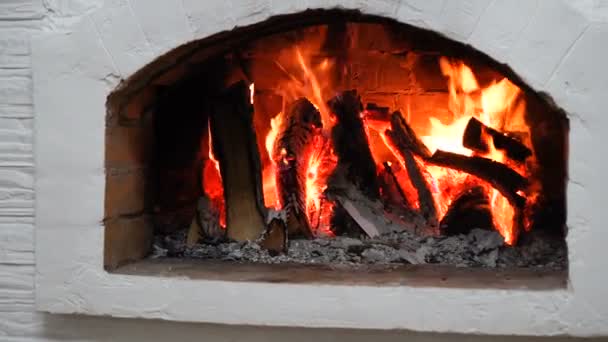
xmin=103 ymin=10 xmax=568 ymax=274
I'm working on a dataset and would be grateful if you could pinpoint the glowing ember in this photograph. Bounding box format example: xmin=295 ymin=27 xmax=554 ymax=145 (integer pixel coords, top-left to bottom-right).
xmin=304 ymin=135 xmax=337 ymax=236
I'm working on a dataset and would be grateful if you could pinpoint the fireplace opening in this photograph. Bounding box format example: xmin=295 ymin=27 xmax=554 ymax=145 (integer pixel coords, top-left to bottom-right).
xmin=104 ymin=10 xmax=567 ymax=272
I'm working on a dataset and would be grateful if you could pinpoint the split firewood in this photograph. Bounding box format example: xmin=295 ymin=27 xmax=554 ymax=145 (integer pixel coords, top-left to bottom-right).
xmin=208 ymin=81 xmax=266 ymax=241
xmin=387 ymin=110 xmax=432 ymax=159
xmin=384 ymin=111 xmax=527 ymax=209
xmin=380 ymin=161 xmax=411 ymax=209
xmin=385 ymin=111 xmax=437 ymax=224
xmin=439 ymin=186 xmax=492 ymax=236
xmin=327 ymin=176 xmax=418 ymax=238
xmin=259 ymin=209 xmax=288 ymax=255
xmin=328 ymin=90 xmax=379 ymax=199
xmin=428 ymin=150 xmax=527 ymax=209
xmin=462 ymin=117 xmax=532 ymax=163
xmin=271 ymin=98 xmax=323 ymax=238
xmin=334 ymin=196 xmax=382 ymax=237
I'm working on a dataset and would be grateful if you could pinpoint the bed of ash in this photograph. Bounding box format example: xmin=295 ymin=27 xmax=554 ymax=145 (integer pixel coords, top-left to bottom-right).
xmin=151 ymin=228 xmax=566 ymax=269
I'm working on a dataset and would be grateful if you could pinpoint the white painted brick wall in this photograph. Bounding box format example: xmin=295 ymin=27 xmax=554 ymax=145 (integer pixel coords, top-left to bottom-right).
xmin=0 ymin=0 xmax=604 ymax=340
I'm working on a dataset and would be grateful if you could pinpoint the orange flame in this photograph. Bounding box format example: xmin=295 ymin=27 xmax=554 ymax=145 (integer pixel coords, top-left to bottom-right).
xmin=360 ymin=57 xmax=536 ymax=244
xmin=203 ymin=122 xmax=226 ymax=228
xmin=211 ymin=30 xmax=539 ymax=245
xmin=422 ymin=57 xmax=531 ymax=244
xmin=261 ymin=45 xmax=338 ymax=236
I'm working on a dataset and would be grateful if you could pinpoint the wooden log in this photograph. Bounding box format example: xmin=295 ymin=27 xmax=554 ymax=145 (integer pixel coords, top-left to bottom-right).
xmin=272 ymin=98 xmax=323 ymax=238
xmin=387 ymin=110 xmax=432 ymax=159
xmin=335 ymin=196 xmax=383 ymax=237
xmin=380 ymin=161 xmax=411 ymax=209
xmin=462 ymin=117 xmax=532 ymax=163
xmin=326 ymin=175 xmax=421 ymax=238
xmin=428 ymin=150 xmax=527 ymax=208
xmin=209 ymin=81 xmax=266 ymax=241
xmin=328 ymin=90 xmax=379 ymax=199
xmin=439 ymin=186 xmax=492 ymax=236
xmin=384 ymin=111 xmax=437 ymax=224
xmin=260 ymin=210 xmax=288 ymax=255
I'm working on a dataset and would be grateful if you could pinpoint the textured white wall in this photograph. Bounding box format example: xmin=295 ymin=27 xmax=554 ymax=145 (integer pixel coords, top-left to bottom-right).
xmin=1 ymin=0 xmax=607 ymax=340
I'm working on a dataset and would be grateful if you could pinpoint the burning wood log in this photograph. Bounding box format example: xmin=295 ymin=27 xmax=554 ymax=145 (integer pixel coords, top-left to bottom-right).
xmin=428 ymin=150 xmax=527 ymax=208
xmin=271 ymin=98 xmax=323 ymax=238
xmin=385 ymin=111 xmax=437 ymax=224
xmin=462 ymin=117 xmax=532 ymax=163
xmin=328 ymin=90 xmax=379 ymax=199
xmin=439 ymin=186 xmax=492 ymax=236
xmin=387 ymin=110 xmax=432 ymax=159
xmin=260 ymin=210 xmax=288 ymax=255
xmin=208 ymin=81 xmax=266 ymax=241
xmin=380 ymin=161 xmax=411 ymax=209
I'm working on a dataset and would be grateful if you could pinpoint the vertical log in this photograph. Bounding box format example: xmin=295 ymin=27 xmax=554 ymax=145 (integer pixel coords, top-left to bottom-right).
xmin=209 ymin=81 xmax=266 ymax=241
xmin=380 ymin=161 xmax=411 ymax=209
xmin=260 ymin=211 xmax=288 ymax=255
xmin=328 ymin=90 xmax=379 ymax=199
xmin=385 ymin=111 xmax=437 ymax=224
xmin=272 ymin=98 xmax=323 ymax=238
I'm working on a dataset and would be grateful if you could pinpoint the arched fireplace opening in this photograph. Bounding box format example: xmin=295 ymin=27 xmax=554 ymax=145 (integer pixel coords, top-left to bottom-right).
xmin=104 ymin=9 xmax=567 ymax=271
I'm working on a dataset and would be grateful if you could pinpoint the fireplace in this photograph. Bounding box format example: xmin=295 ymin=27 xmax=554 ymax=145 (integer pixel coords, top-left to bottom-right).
xmin=104 ymin=10 xmax=567 ymax=271
xmin=34 ymin=0 xmax=608 ymax=336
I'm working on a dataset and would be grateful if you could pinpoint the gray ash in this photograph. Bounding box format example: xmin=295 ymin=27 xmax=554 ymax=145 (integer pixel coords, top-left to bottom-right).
xmin=151 ymin=228 xmax=566 ymax=270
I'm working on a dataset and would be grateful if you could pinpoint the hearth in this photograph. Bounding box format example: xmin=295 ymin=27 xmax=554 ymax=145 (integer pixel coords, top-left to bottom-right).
xmin=104 ymin=10 xmax=567 ymax=271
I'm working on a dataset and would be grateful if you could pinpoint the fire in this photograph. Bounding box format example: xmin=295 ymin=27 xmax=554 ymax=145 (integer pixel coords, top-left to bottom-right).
xmin=203 ymin=122 xmax=226 ymax=228
xmin=261 ymin=45 xmax=338 ymax=235
xmin=263 ymin=112 xmax=284 ymax=210
xmin=206 ymin=31 xmax=538 ymax=245
xmin=359 ymin=56 xmax=535 ymax=244
xmin=420 ymin=57 xmax=532 ymax=244
xmin=304 ymin=135 xmax=337 ymax=236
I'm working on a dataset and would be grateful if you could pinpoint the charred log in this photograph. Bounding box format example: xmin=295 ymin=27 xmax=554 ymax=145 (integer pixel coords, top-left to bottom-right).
xmin=385 ymin=111 xmax=437 ymax=224
xmin=428 ymin=150 xmax=527 ymax=209
xmin=387 ymin=110 xmax=432 ymax=159
xmin=260 ymin=210 xmax=288 ymax=255
xmin=208 ymin=81 xmax=266 ymax=241
xmin=272 ymin=98 xmax=323 ymax=238
xmin=328 ymin=90 xmax=379 ymax=199
xmin=462 ymin=117 xmax=532 ymax=163
xmin=439 ymin=186 xmax=492 ymax=236
xmin=379 ymin=161 xmax=411 ymax=209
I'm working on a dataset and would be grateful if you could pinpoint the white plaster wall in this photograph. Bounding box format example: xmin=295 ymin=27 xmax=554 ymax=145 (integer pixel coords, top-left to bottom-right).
xmin=0 ymin=0 xmax=607 ymax=340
